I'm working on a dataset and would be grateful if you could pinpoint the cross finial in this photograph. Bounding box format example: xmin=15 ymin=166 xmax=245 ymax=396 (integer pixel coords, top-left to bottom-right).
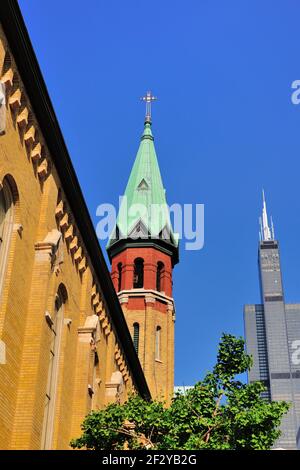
xmin=140 ymin=90 xmax=157 ymax=123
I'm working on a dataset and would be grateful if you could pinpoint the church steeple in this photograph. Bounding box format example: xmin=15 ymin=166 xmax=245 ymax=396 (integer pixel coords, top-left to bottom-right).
xmin=107 ymin=95 xmax=178 ymax=403
xmin=107 ymin=96 xmax=178 ymax=264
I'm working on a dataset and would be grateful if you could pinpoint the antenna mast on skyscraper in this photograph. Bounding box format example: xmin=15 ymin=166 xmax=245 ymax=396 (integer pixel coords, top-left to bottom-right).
xmin=260 ymin=189 xmax=274 ymax=241
xmin=271 ymin=216 xmax=275 ymax=240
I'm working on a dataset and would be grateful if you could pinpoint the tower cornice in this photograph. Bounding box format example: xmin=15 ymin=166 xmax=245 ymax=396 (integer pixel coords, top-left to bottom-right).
xmin=117 ymin=288 xmax=175 ymax=306
xmin=107 ymin=238 xmax=179 ymax=266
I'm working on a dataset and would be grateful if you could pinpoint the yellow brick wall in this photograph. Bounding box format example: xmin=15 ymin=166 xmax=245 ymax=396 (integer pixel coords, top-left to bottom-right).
xmin=0 ymin=26 xmax=136 ymax=450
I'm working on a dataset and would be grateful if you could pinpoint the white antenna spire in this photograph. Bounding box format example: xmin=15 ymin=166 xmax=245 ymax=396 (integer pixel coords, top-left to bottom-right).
xmin=260 ymin=189 xmax=273 ymax=241
xmin=271 ymin=216 xmax=275 ymax=240
xmin=259 ymin=216 xmax=263 ymax=241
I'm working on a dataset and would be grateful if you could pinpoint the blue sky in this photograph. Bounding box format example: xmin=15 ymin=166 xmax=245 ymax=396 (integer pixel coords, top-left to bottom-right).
xmin=19 ymin=0 xmax=300 ymax=386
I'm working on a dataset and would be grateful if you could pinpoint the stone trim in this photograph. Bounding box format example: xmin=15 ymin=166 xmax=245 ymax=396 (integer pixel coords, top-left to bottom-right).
xmin=89 ymin=279 xmax=131 ymax=383
xmin=114 ymin=344 xmax=130 ymax=383
xmin=1 ymin=51 xmax=51 ymax=182
xmin=77 ymin=314 xmax=99 ymax=344
xmin=34 ymin=229 xmax=62 ymax=266
xmin=118 ymin=288 xmax=174 ymax=305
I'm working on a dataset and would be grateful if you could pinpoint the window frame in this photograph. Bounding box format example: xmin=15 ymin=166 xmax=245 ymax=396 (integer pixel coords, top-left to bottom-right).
xmin=0 ymin=178 xmax=14 ymax=300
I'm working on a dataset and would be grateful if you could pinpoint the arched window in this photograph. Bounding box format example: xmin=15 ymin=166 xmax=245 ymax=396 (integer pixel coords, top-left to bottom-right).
xmin=133 ymin=322 xmax=140 ymax=354
xmin=42 ymin=284 xmax=67 ymax=449
xmin=133 ymin=258 xmax=144 ymax=288
xmin=156 ymin=262 xmax=164 ymax=292
xmin=0 ymin=178 xmax=15 ymax=298
xmin=92 ymin=352 xmax=100 ymax=409
xmin=117 ymin=262 xmax=122 ymax=292
xmin=155 ymin=326 xmax=161 ymax=361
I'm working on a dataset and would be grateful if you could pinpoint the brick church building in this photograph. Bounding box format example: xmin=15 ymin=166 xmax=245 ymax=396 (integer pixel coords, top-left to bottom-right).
xmin=0 ymin=1 xmax=178 ymax=450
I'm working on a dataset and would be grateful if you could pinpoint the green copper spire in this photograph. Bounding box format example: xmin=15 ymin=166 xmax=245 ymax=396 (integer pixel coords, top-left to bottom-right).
xmin=107 ymin=111 xmax=178 ymax=255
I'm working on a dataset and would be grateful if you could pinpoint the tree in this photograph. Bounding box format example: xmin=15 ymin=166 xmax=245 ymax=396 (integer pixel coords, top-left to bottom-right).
xmin=70 ymin=334 xmax=289 ymax=450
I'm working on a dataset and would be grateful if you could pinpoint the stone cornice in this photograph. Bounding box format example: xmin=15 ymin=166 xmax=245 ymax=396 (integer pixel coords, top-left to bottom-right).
xmin=118 ymin=288 xmax=174 ymax=306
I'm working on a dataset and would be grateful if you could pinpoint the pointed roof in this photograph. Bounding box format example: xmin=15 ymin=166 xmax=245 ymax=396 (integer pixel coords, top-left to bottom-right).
xmin=107 ymin=120 xmax=178 ymax=259
xmin=259 ymin=190 xmax=275 ymax=241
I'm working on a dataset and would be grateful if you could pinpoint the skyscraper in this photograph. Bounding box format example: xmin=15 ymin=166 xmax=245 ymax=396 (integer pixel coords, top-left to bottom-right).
xmin=244 ymin=192 xmax=300 ymax=450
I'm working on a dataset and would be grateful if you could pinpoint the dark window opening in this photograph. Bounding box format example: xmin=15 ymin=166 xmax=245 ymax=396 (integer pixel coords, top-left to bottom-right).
xmin=133 ymin=258 xmax=144 ymax=288
xmin=95 ymin=351 xmax=99 ymax=365
xmin=133 ymin=323 xmax=139 ymax=354
xmin=117 ymin=262 xmax=122 ymax=292
xmin=155 ymin=326 xmax=161 ymax=360
xmin=264 ymin=295 xmax=283 ymax=302
xmin=156 ymin=262 xmax=164 ymax=292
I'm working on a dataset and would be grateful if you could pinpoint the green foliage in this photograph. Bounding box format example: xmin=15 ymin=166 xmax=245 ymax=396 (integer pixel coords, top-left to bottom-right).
xmin=70 ymin=334 xmax=289 ymax=450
